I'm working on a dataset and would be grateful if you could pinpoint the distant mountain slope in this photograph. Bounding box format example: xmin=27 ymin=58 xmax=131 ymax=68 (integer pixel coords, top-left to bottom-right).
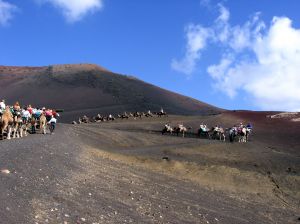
xmin=0 ymin=64 xmax=222 ymax=122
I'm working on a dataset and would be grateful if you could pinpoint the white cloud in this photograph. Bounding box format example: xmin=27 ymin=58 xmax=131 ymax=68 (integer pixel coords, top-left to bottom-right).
xmin=171 ymin=24 xmax=213 ymax=75
xmin=172 ymin=4 xmax=228 ymax=75
xmin=41 ymin=0 xmax=103 ymax=22
xmin=216 ymin=3 xmax=229 ymax=23
xmin=174 ymin=4 xmax=300 ymax=111
xmin=208 ymin=16 xmax=300 ymax=112
xmin=0 ymin=0 xmax=17 ymax=26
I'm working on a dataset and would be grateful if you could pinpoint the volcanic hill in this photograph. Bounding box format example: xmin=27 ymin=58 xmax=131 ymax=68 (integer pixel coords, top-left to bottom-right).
xmin=0 ymin=64 xmax=221 ymax=122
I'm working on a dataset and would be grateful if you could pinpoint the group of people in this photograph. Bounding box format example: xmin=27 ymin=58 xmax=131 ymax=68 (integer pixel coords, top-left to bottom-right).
xmin=0 ymin=99 xmax=59 ymax=138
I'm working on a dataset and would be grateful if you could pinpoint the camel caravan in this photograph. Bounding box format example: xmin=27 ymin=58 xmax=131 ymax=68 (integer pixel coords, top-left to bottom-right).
xmin=0 ymin=100 xmax=59 ymax=140
xmin=162 ymin=122 xmax=253 ymax=143
xmin=73 ymin=108 xmax=168 ymax=124
xmin=73 ymin=106 xmax=252 ymax=143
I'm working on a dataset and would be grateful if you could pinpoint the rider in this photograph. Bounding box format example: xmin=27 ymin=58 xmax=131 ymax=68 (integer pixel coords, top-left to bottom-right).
xmin=21 ymin=107 xmax=31 ymax=123
xmin=27 ymin=105 xmax=33 ymax=115
xmin=34 ymin=108 xmax=43 ymax=120
xmin=246 ymin=123 xmax=253 ymax=130
xmin=13 ymin=101 xmax=21 ymax=116
xmin=52 ymin=110 xmax=59 ymax=119
xmin=45 ymin=109 xmax=53 ymax=122
xmin=0 ymin=99 xmax=5 ymax=117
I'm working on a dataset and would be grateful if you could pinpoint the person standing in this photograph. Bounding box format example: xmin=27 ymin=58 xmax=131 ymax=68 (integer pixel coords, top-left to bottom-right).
xmin=48 ymin=115 xmax=57 ymax=134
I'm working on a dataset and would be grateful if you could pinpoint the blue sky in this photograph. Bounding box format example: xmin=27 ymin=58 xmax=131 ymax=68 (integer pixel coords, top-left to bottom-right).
xmin=1 ymin=0 xmax=300 ymax=111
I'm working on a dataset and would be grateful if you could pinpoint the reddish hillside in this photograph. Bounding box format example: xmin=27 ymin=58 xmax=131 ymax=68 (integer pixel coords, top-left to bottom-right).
xmin=0 ymin=64 xmax=222 ymax=122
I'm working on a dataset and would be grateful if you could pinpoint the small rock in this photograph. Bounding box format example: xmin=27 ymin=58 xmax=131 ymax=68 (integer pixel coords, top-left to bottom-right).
xmin=81 ymin=217 xmax=86 ymax=222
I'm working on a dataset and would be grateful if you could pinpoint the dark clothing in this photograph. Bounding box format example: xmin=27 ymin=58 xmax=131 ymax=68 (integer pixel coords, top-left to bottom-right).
xmin=49 ymin=122 xmax=56 ymax=133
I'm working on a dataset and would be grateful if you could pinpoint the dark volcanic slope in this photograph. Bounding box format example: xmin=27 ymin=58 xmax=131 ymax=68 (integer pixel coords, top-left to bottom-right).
xmin=0 ymin=64 xmax=221 ymax=122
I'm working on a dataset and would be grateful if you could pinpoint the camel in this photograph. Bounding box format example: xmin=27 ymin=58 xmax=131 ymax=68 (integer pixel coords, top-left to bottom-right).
xmin=81 ymin=115 xmax=90 ymax=123
xmin=174 ymin=124 xmax=190 ymax=138
xmin=198 ymin=124 xmax=211 ymax=139
xmin=229 ymin=127 xmax=237 ymax=142
xmin=94 ymin=114 xmax=103 ymax=122
xmin=107 ymin=114 xmax=115 ymax=121
xmin=237 ymin=127 xmax=252 ymax=142
xmin=229 ymin=126 xmax=251 ymax=143
xmin=39 ymin=113 xmax=47 ymax=134
xmin=12 ymin=114 xmax=24 ymax=138
xmin=119 ymin=113 xmax=129 ymax=119
xmin=21 ymin=115 xmax=31 ymax=137
xmin=0 ymin=106 xmax=14 ymax=140
xmin=211 ymin=126 xmax=226 ymax=141
xmin=162 ymin=123 xmax=174 ymax=135
xmin=133 ymin=112 xmax=142 ymax=119
xmin=157 ymin=111 xmax=168 ymax=117
xmin=144 ymin=110 xmax=153 ymax=117
xmin=238 ymin=127 xmax=247 ymax=142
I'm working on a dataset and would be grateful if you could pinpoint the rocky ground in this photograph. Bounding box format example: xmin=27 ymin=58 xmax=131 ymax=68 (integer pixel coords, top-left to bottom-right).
xmin=0 ymin=113 xmax=299 ymax=224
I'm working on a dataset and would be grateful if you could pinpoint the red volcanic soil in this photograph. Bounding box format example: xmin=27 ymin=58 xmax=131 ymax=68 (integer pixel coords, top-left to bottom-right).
xmin=0 ymin=64 xmax=222 ymax=122
xmin=224 ymin=111 xmax=300 ymax=153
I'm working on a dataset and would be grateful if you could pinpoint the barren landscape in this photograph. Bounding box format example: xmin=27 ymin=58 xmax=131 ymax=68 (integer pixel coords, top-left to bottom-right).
xmin=0 ymin=65 xmax=299 ymax=224
xmin=0 ymin=111 xmax=299 ymax=223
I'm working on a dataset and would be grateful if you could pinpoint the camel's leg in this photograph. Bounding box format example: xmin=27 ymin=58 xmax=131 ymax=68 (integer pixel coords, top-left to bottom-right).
xmin=7 ymin=126 xmax=12 ymax=140
xmin=16 ymin=125 xmax=20 ymax=138
xmin=12 ymin=127 xmax=16 ymax=138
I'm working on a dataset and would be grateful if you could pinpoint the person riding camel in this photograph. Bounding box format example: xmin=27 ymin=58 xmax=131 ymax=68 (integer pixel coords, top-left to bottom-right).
xmin=52 ymin=110 xmax=59 ymax=119
xmin=246 ymin=123 xmax=253 ymax=130
xmin=13 ymin=101 xmax=21 ymax=116
xmin=33 ymin=108 xmax=43 ymax=120
xmin=45 ymin=109 xmax=53 ymax=122
xmin=0 ymin=99 xmax=5 ymax=118
xmin=27 ymin=105 xmax=33 ymax=114
xmin=0 ymin=99 xmax=5 ymax=110
xmin=21 ymin=107 xmax=31 ymax=123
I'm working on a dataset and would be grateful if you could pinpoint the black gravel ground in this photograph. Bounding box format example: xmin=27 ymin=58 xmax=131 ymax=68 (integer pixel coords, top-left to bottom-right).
xmin=0 ymin=121 xmax=299 ymax=224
